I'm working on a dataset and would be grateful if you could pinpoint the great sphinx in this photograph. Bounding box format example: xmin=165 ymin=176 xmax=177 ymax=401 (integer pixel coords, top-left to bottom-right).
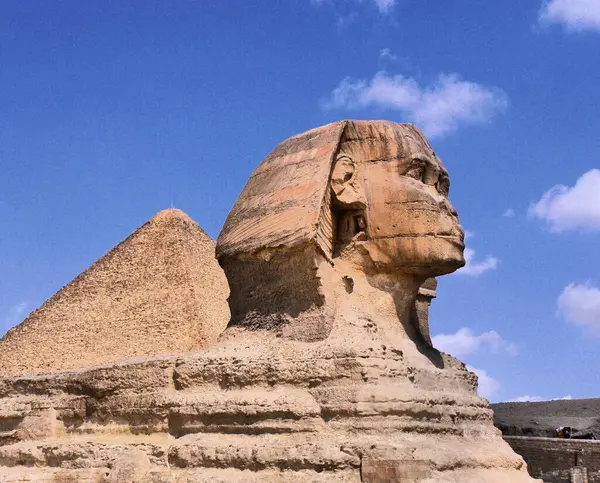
xmin=189 ymin=120 xmax=535 ymax=481
xmin=0 ymin=120 xmax=536 ymax=482
xmin=217 ymin=120 xmax=462 ymax=347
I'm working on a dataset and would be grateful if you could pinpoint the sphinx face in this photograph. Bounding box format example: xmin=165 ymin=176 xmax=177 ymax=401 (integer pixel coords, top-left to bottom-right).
xmin=337 ymin=124 xmax=465 ymax=276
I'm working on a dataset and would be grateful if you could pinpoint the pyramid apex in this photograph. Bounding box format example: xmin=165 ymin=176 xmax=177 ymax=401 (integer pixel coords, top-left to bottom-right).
xmin=151 ymin=208 xmax=194 ymax=223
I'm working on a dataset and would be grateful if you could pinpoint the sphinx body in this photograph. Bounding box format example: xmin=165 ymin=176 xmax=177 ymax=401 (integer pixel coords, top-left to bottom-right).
xmin=0 ymin=121 xmax=536 ymax=482
xmin=188 ymin=120 xmax=536 ymax=482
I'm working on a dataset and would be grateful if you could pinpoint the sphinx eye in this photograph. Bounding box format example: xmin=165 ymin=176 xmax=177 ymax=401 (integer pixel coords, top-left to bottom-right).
xmin=405 ymin=159 xmax=427 ymax=182
xmin=437 ymin=174 xmax=450 ymax=196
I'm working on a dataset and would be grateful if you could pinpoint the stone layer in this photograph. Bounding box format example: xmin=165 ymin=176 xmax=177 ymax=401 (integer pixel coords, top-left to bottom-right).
xmin=0 ymin=347 xmax=534 ymax=482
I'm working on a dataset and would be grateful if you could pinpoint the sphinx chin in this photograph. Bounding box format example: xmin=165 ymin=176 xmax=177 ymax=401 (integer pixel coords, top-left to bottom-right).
xmin=360 ymin=236 xmax=465 ymax=278
xmin=428 ymin=257 xmax=465 ymax=276
xmin=390 ymin=260 xmax=463 ymax=277
xmin=410 ymin=235 xmax=465 ymax=273
xmin=415 ymin=249 xmax=466 ymax=277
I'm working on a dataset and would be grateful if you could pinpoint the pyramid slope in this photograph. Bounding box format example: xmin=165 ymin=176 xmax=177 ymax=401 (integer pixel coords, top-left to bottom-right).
xmin=0 ymin=209 xmax=230 ymax=377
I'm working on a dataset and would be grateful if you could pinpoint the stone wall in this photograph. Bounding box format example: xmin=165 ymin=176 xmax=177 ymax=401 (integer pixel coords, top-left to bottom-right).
xmin=505 ymin=436 xmax=600 ymax=482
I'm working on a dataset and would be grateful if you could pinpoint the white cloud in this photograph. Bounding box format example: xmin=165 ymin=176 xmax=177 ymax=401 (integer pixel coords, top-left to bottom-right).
xmin=432 ymin=328 xmax=518 ymax=358
xmin=467 ymin=365 xmax=500 ymax=400
xmin=374 ymin=0 xmax=396 ymax=14
xmin=529 ymin=169 xmax=600 ymax=232
xmin=379 ymin=47 xmax=397 ymax=61
xmin=454 ymin=231 xmax=498 ymax=276
xmin=557 ymin=282 xmax=600 ymax=335
xmin=457 ymin=247 xmax=499 ymax=276
xmin=539 ymin=0 xmax=600 ymax=31
xmin=463 ymin=230 xmax=475 ymax=240
xmin=323 ymin=72 xmax=508 ymax=137
xmin=312 ymin=0 xmax=396 ymax=15
xmin=503 ymin=208 xmax=515 ymax=218
xmin=511 ymin=394 xmax=573 ymax=402
xmin=434 ymin=327 xmax=516 ymax=402
xmin=512 ymin=395 xmax=544 ymax=402
xmin=335 ymin=13 xmax=358 ymax=30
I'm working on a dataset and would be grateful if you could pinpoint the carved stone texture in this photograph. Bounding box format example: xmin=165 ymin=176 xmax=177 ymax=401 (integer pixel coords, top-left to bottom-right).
xmin=217 ymin=121 xmax=465 ymax=341
xmin=107 ymin=449 xmax=151 ymax=483
xmin=412 ymin=278 xmax=438 ymax=346
xmin=571 ymin=466 xmax=588 ymax=483
xmin=0 ymin=121 xmax=539 ymax=482
xmin=361 ymin=459 xmax=432 ymax=482
xmin=217 ymin=121 xmax=464 ymax=276
xmin=0 ymin=209 xmax=230 ymax=377
xmin=218 ymin=122 xmax=345 ymax=259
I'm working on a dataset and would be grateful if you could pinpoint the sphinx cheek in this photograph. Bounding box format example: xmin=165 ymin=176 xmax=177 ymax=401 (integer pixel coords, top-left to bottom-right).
xmin=366 ymin=236 xmax=420 ymax=269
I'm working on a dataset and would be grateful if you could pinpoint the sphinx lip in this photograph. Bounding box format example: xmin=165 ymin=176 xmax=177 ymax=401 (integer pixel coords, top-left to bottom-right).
xmin=437 ymin=234 xmax=465 ymax=247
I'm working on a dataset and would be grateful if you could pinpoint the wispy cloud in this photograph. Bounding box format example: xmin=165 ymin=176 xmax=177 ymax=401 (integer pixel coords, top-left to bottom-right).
xmin=379 ymin=47 xmax=397 ymax=61
xmin=512 ymin=395 xmax=544 ymax=403
xmin=557 ymin=282 xmax=600 ymax=336
xmin=529 ymin=169 xmax=600 ymax=232
xmin=433 ymin=326 xmax=516 ymax=402
xmin=323 ymin=71 xmax=508 ymax=138
xmin=503 ymin=208 xmax=515 ymax=218
xmin=335 ymin=12 xmax=358 ymax=30
xmin=312 ymin=0 xmax=397 ymax=15
xmin=433 ymin=328 xmax=518 ymax=358
xmin=467 ymin=365 xmax=500 ymax=400
xmin=458 ymin=247 xmax=499 ymax=276
xmin=374 ymin=0 xmax=396 ymax=14
xmin=539 ymin=0 xmax=600 ymax=31
xmin=511 ymin=394 xmax=573 ymax=402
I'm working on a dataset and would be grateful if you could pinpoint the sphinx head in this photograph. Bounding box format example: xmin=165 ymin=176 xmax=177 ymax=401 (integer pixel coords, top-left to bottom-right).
xmin=330 ymin=121 xmax=465 ymax=276
xmin=216 ymin=120 xmax=465 ymax=337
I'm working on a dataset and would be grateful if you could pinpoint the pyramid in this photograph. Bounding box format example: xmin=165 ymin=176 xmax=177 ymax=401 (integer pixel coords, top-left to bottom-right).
xmin=0 ymin=209 xmax=230 ymax=377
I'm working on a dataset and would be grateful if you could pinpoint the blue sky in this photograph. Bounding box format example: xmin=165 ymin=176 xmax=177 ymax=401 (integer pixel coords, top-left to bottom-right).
xmin=1 ymin=0 xmax=600 ymax=402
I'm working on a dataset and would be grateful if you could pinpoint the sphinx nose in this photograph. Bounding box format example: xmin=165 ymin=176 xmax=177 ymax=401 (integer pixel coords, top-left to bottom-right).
xmin=439 ymin=199 xmax=458 ymax=217
xmin=448 ymin=203 xmax=458 ymax=217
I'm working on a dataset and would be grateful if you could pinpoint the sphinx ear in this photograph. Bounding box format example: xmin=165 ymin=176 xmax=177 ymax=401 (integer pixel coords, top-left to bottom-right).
xmin=331 ymin=155 xmax=367 ymax=251
xmin=331 ymin=155 xmax=366 ymax=209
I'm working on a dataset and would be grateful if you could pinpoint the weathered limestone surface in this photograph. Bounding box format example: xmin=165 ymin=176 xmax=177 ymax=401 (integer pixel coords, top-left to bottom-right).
xmin=0 ymin=209 xmax=230 ymax=377
xmin=413 ymin=278 xmax=438 ymax=347
xmin=0 ymin=121 xmax=537 ymax=482
xmin=0 ymin=351 xmax=531 ymax=482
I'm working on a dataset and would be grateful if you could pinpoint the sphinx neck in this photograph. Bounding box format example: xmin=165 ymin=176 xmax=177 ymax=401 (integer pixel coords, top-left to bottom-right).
xmin=220 ymin=244 xmax=425 ymax=343
xmin=330 ymin=259 xmax=425 ymax=340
